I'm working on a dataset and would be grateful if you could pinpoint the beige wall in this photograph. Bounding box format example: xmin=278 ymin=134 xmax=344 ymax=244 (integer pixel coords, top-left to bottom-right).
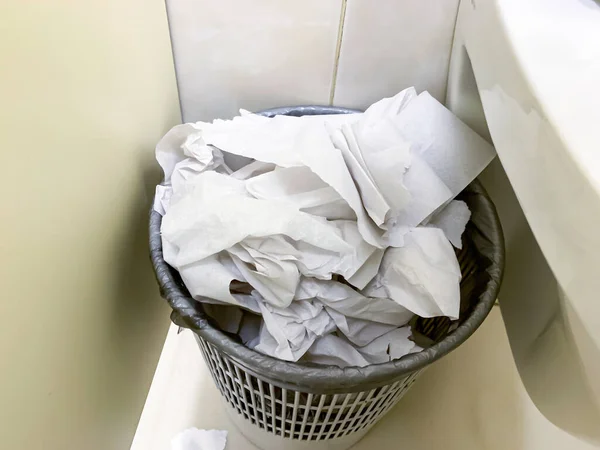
xmin=0 ymin=1 xmax=180 ymax=449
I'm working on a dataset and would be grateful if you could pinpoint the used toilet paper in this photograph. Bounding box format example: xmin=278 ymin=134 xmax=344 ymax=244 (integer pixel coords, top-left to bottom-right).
xmin=170 ymin=428 xmax=227 ymax=450
xmin=154 ymin=87 xmax=495 ymax=367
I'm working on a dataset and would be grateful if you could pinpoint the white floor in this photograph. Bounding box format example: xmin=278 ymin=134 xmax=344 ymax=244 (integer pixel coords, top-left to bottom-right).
xmin=130 ymin=309 xmax=600 ymax=450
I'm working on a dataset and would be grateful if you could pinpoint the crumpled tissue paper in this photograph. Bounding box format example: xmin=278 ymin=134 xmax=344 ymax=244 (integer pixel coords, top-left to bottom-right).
xmin=153 ymin=87 xmax=495 ymax=367
xmin=170 ymin=428 xmax=227 ymax=450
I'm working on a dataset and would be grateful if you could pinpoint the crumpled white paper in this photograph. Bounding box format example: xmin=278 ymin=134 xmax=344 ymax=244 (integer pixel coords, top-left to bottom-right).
xmin=393 ymin=91 xmax=495 ymax=197
xmin=344 ymin=87 xmax=415 ymax=219
xmin=154 ymin=87 xmax=495 ymax=367
xmin=170 ymin=428 xmax=227 ymax=450
xmin=295 ymin=277 xmax=413 ymax=347
xmin=359 ymin=326 xmax=422 ymax=364
xmin=383 ymin=154 xmax=453 ymax=247
xmin=427 ymin=200 xmax=471 ymax=249
xmin=161 ymin=172 xmax=360 ymax=308
xmin=303 ymin=326 xmax=422 ymax=368
xmin=246 ymin=277 xmax=417 ymax=361
xmin=254 ymin=297 xmax=336 ymax=361
xmin=303 ymin=333 xmax=370 ymax=367
xmin=363 ymin=227 xmax=462 ymax=319
xmin=201 ymin=112 xmax=386 ymax=247
xmin=154 ymin=124 xmax=231 ymax=214
xmin=325 ymin=308 xmax=398 ymax=347
xmin=245 ymin=165 xmax=355 ymax=220
xmin=296 ymin=278 xmax=413 ymax=327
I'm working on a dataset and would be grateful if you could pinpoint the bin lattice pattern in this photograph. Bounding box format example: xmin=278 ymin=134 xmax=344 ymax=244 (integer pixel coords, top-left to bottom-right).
xmin=197 ymin=336 xmax=421 ymax=441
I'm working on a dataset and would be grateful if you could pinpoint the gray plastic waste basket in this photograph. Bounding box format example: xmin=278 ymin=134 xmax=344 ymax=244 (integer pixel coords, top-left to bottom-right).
xmin=149 ymin=106 xmax=505 ymax=450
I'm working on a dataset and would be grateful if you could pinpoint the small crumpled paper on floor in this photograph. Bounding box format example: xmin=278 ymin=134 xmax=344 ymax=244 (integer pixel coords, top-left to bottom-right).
xmin=154 ymin=87 xmax=495 ymax=368
xmin=171 ymin=428 xmax=227 ymax=450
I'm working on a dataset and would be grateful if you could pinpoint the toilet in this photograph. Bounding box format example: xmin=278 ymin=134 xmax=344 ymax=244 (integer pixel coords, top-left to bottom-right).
xmin=447 ymin=0 xmax=600 ymax=442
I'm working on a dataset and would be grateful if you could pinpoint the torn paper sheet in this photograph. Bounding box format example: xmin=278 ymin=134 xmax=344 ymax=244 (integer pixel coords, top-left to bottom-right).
xmin=156 ymin=123 xmax=200 ymax=183
xmin=358 ymin=326 xmax=422 ymax=365
xmin=155 ymin=149 xmax=237 ymax=217
xmin=296 ymin=278 xmax=414 ymax=327
xmin=287 ymin=123 xmax=387 ymax=247
xmin=246 ymin=165 xmax=327 ymax=199
xmin=384 ymin=154 xmax=453 ymax=247
xmin=201 ymin=114 xmax=386 ymax=247
xmin=303 ymin=327 xmax=422 ymax=368
xmin=154 ymin=124 xmax=230 ymax=215
xmin=364 ymin=227 xmax=461 ymax=319
xmin=180 ymin=132 xmax=229 ymax=168
xmin=325 ymin=90 xmax=424 ymax=230
xmin=303 ymin=333 xmax=370 ymax=367
xmin=177 ymin=253 xmax=245 ymax=305
xmin=427 ymin=200 xmax=471 ymax=249
xmin=245 ymin=165 xmax=355 ymax=220
xmin=166 ymin=211 xmax=378 ymax=309
xmin=254 ymin=298 xmax=336 ymax=361
xmin=325 ymin=308 xmax=397 ymax=347
xmin=345 ymin=88 xmax=416 ymax=216
xmin=225 ymin=223 xmax=373 ymax=286
xmin=228 ymin=245 xmax=300 ymax=308
xmin=163 ymin=172 xmax=380 ymax=307
xmin=170 ymin=154 xmax=230 ymax=195
xmin=153 ymin=184 xmax=172 ymax=216
xmin=230 ymin=160 xmax=276 ymax=180
xmin=154 ymin=125 xmax=231 ymax=216
xmin=346 ymin=248 xmax=385 ymax=290
xmin=323 ymin=220 xmax=378 ymax=280
xmin=200 ymin=113 xmax=304 ymax=167
xmin=301 ymin=194 xmax=356 ymax=221
xmin=233 ymin=225 xmax=375 ymax=305
xmin=161 ymin=171 xmax=353 ymax=269
xmin=176 ymin=252 xmax=263 ymax=314
xmin=330 ymin=125 xmax=391 ymax=226
xmin=360 ymin=87 xmax=417 ymax=123
xmin=171 ymin=428 xmax=227 ymax=450
xmin=393 ymin=91 xmax=496 ymax=196
xmin=348 ymin=122 xmax=411 ymax=220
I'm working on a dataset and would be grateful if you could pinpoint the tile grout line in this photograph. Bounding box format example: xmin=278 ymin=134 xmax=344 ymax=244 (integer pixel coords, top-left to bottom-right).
xmin=163 ymin=1 xmax=186 ymax=123
xmin=443 ymin=0 xmax=463 ymax=105
xmin=329 ymin=0 xmax=348 ymax=106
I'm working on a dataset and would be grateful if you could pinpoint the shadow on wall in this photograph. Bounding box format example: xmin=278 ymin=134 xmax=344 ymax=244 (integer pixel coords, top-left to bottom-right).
xmin=481 ymin=160 xmax=600 ymax=446
xmin=447 ymin=38 xmax=600 ymax=444
xmin=97 ymin=152 xmax=171 ymax=449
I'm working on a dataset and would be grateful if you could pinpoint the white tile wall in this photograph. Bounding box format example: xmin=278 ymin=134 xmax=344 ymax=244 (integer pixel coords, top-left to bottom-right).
xmin=168 ymin=0 xmax=460 ymax=120
xmin=167 ymin=0 xmax=343 ymax=122
xmin=333 ymin=0 xmax=460 ymax=109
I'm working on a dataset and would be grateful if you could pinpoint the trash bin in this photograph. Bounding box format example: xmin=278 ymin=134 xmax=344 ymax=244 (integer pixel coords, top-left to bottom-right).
xmin=149 ymin=106 xmax=505 ymax=450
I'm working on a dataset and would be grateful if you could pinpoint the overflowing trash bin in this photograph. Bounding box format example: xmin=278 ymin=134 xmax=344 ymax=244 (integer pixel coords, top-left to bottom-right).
xmin=149 ymin=95 xmax=505 ymax=450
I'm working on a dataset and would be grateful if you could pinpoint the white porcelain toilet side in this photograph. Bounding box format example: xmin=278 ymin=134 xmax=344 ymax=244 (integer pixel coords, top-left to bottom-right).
xmin=447 ymin=0 xmax=600 ymax=444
